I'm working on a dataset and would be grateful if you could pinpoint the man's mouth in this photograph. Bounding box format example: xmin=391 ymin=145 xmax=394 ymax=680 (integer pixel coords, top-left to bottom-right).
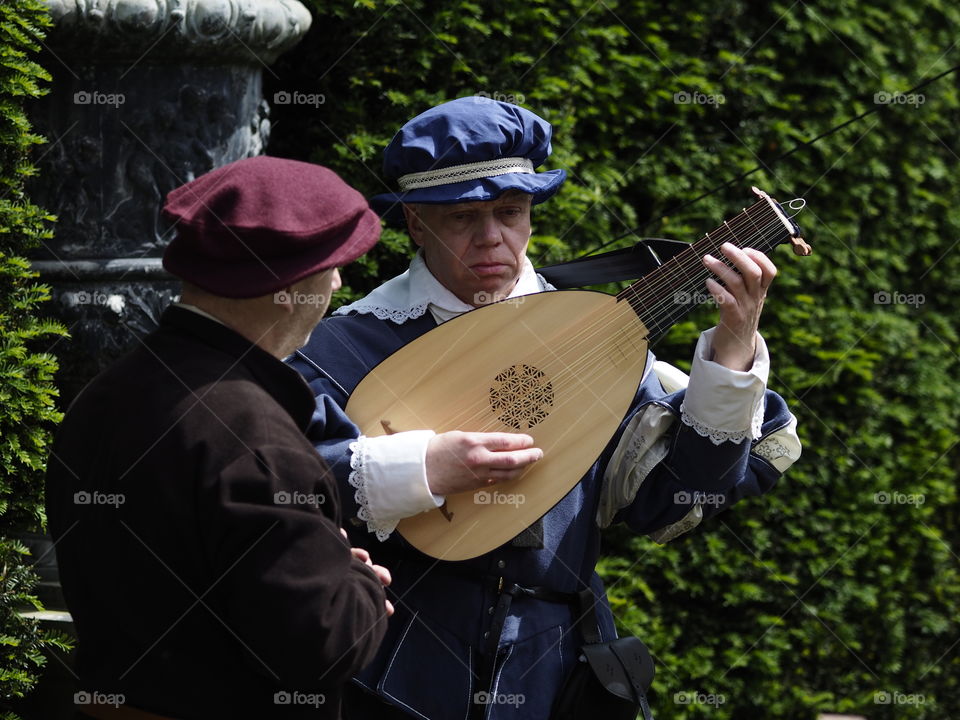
xmin=471 ymin=263 xmax=509 ymax=276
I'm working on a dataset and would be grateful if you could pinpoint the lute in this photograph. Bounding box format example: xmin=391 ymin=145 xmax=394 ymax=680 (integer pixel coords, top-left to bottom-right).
xmin=345 ymin=187 xmax=810 ymax=560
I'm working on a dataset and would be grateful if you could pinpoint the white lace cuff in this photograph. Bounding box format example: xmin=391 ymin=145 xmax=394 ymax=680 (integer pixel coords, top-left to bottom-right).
xmin=348 ymin=430 xmax=441 ymax=541
xmin=680 ymin=328 xmax=768 ymax=445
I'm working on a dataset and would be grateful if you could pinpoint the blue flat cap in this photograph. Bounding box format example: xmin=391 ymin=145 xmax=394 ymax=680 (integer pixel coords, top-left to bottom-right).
xmin=369 ymin=97 xmax=567 ymax=224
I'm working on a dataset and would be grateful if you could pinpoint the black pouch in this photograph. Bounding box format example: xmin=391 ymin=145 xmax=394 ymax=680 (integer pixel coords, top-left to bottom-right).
xmin=551 ymin=589 xmax=655 ymax=720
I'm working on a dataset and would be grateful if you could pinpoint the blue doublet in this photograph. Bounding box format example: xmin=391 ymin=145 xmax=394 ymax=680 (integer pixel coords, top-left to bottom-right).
xmin=290 ymin=309 xmax=795 ymax=720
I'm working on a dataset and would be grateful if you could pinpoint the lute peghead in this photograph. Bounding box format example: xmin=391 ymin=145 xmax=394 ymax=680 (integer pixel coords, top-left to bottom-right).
xmin=752 ymin=187 xmax=812 ymax=256
xmin=789 ymin=235 xmax=813 ymax=256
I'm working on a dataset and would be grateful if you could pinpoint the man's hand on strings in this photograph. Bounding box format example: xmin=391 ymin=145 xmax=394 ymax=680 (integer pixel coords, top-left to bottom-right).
xmin=426 ymin=431 xmax=543 ymax=496
xmin=702 ymin=242 xmax=778 ymax=372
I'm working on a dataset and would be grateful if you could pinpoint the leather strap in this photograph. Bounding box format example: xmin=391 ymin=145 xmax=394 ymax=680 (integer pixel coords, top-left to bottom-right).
xmin=609 ymin=641 xmax=655 ymax=720
xmin=575 ymin=589 xmax=655 ymax=718
xmin=536 ymin=238 xmax=690 ymax=289
xmin=573 ymin=587 xmax=602 ymax=645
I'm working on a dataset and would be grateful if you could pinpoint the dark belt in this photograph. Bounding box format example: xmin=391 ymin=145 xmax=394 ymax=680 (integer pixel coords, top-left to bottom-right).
xmin=393 ymin=560 xmax=591 ymax=663
xmin=483 ymin=579 xmax=583 ymax=660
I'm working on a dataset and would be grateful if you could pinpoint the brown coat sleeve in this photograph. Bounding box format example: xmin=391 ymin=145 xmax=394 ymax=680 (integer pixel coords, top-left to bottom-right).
xmin=202 ymin=441 xmax=388 ymax=688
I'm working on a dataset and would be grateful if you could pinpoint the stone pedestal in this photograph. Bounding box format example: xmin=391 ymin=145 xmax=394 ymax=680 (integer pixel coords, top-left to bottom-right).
xmin=29 ymin=0 xmax=312 ymax=405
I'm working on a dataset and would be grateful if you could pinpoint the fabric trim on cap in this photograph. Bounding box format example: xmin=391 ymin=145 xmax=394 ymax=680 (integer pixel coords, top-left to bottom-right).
xmin=397 ymin=157 xmax=534 ymax=191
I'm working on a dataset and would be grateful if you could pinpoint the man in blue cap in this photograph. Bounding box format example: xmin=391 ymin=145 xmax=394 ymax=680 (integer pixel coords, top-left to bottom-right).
xmin=290 ymin=98 xmax=802 ymax=719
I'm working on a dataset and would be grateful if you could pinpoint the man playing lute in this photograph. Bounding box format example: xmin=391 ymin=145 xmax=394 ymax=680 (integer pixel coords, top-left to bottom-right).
xmin=290 ymin=97 xmax=802 ymax=720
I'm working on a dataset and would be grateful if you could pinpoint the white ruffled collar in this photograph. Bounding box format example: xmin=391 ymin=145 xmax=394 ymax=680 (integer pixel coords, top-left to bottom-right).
xmin=335 ymin=251 xmax=553 ymax=324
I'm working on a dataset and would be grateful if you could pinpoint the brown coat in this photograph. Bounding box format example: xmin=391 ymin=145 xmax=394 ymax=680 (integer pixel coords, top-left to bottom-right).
xmin=46 ymin=306 xmax=387 ymax=719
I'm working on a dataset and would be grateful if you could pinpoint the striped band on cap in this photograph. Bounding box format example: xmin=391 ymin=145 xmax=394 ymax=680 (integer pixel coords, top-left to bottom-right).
xmin=397 ymin=157 xmax=535 ymax=191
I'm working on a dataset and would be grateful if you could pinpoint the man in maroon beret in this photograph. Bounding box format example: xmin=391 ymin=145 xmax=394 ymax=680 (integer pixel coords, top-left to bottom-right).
xmin=46 ymin=156 xmax=391 ymax=720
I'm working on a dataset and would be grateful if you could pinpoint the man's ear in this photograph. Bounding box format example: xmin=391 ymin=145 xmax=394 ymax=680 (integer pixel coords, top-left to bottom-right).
xmin=403 ymin=204 xmax=425 ymax=248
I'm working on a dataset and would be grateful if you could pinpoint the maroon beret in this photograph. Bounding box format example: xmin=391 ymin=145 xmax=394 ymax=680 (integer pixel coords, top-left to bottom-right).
xmin=162 ymin=156 xmax=380 ymax=298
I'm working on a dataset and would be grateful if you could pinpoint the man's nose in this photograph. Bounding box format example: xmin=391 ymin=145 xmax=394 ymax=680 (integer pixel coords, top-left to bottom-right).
xmin=473 ymin=213 xmax=502 ymax=246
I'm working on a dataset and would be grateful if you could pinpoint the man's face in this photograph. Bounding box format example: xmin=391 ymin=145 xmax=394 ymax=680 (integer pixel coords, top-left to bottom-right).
xmin=293 ymin=267 xmax=342 ymax=348
xmin=404 ymin=191 xmax=533 ymax=306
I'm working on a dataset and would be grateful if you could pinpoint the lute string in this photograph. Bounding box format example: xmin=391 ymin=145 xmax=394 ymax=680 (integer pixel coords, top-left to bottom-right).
xmin=618 ymin=200 xmax=789 ymax=330
xmin=563 ymin=206 xmax=789 ymax=374
xmin=540 ymin=208 xmax=788 ymax=395
xmin=532 ymin=202 xmax=789 ymax=376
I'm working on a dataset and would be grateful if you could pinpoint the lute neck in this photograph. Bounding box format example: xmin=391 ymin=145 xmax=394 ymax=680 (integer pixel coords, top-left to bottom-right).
xmin=617 ymin=189 xmax=807 ymax=340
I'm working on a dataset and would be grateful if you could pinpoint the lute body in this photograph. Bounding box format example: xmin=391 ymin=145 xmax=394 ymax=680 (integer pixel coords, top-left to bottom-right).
xmin=345 ymin=290 xmax=649 ymax=561
xmin=345 ymin=188 xmax=810 ymax=561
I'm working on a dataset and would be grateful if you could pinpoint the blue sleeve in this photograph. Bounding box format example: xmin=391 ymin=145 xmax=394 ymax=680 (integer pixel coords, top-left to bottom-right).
xmin=613 ymin=387 xmax=793 ymax=534
xmin=288 ymin=353 xmax=365 ymax=522
xmin=286 ymin=313 xmax=433 ymax=531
